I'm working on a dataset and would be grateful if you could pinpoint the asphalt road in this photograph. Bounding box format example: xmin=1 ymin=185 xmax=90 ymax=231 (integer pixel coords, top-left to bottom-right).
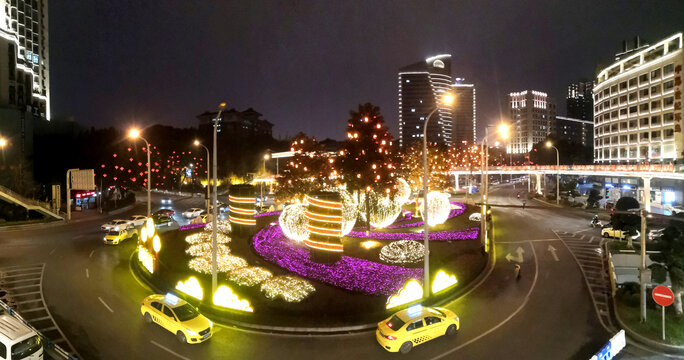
xmin=0 ymin=187 xmax=674 ymax=359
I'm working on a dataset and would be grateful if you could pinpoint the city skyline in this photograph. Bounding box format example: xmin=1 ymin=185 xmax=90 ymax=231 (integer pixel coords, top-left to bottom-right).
xmin=48 ymin=1 xmax=684 ymax=141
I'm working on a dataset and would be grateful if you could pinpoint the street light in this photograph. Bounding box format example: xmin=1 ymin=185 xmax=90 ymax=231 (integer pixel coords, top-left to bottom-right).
xmin=194 ymin=140 xmax=211 ymax=214
xmin=128 ymin=129 xmax=151 ymax=217
xmin=480 ymin=123 xmax=509 ymax=253
xmin=422 ymin=91 xmax=455 ymax=299
xmin=211 ymin=101 xmax=227 ymax=294
xmin=0 ymin=137 xmax=6 ymax=164
xmin=546 ymin=141 xmax=560 ymax=205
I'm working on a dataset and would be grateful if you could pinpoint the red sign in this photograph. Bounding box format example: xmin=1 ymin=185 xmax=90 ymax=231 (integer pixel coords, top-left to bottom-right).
xmin=652 ymin=285 xmax=675 ymax=307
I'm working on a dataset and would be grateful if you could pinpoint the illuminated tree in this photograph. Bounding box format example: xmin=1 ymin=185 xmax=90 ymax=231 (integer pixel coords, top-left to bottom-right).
xmin=276 ymin=133 xmax=333 ymax=202
xmin=400 ymin=140 xmax=450 ymax=191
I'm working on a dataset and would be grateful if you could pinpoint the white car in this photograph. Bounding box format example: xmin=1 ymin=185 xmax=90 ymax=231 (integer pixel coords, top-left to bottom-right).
xmin=183 ymin=208 xmax=203 ymax=218
xmin=161 ymin=198 xmax=173 ymax=205
xmin=468 ymin=213 xmax=482 ymax=222
xmin=101 ymin=219 xmax=131 ymax=231
xmin=127 ymin=215 xmax=148 ymax=227
xmin=666 ymin=205 xmax=684 ymax=214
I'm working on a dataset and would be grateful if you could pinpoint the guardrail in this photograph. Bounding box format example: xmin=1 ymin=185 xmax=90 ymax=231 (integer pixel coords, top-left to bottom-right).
xmin=0 ymin=301 xmax=76 ymax=359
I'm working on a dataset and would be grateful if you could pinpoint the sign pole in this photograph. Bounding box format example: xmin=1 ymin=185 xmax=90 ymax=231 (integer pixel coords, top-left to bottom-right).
xmin=662 ymin=305 xmax=666 ymax=341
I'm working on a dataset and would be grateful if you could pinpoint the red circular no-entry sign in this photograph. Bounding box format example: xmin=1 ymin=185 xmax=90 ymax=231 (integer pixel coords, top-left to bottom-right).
xmin=652 ymin=285 xmax=675 ymax=307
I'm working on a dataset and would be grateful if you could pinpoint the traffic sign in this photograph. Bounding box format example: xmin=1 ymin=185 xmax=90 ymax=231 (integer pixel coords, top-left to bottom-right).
xmin=652 ymin=285 xmax=674 ymax=307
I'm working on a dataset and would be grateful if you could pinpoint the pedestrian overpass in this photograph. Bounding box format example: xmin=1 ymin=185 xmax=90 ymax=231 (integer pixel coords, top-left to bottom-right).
xmin=450 ymin=164 xmax=681 ymax=212
xmin=0 ymin=184 xmax=63 ymax=220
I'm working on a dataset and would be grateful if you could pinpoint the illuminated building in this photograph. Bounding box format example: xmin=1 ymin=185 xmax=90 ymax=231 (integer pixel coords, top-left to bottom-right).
xmin=398 ymin=54 xmax=453 ymax=147
xmin=554 ymin=116 xmax=593 ymax=148
xmin=593 ymin=33 xmax=683 ymax=164
xmin=452 ymin=78 xmax=476 ymax=146
xmin=507 ymin=90 xmax=557 ymax=154
xmin=567 ymin=80 xmax=594 ymax=121
xmin=197 ymin=107 xmax=273 ymax=137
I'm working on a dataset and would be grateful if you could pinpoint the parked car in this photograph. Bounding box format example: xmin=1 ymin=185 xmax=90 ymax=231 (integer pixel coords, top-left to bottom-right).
xmin=183 ymin=208 xmax=203 ymax=218
xmin=127 ymin=215 xmax=148 ymax=227
xmin=154 ymin=209 xmax=175 ymax=217
xmin=101 ymin=219 xmax=132 ymax=231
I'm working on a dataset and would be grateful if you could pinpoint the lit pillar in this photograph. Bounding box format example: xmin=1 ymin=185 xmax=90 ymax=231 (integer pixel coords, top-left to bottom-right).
xmin=643 ymin=177 xmax=651 ymax=213
xmin=535 ymin=173 xmax=542 ymax=194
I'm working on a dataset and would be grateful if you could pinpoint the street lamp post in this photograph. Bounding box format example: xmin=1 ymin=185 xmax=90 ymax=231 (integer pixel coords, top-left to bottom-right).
xmin=211 ymin=102 xmax=227 ymax=294
xmin=422 ymin=92 xmax=455 ymax=299
xmin=194 ymin=140 xmax=211 ymax=214
xmin=0 ymin=137 xmax=6 ymax=164
xmin=479 ymin=124 xmax=509 ymax=252
xmin=128 ymin=129 xmax=152 ymax=217
xmin=546 ymin=141 xmax=560 ymax=205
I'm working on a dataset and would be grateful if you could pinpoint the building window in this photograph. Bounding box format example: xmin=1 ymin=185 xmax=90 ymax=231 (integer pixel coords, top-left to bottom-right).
xmin=629 ymin=133 xmax=637 ymax=142
xmin=639 ymin=88 xmax=649 ymax=98
xmin=651 ymin=100 xmax=661 ymax=111
xmin=651 ymin=68 xmax=661 ymax=80
xmin=663 ymin=112 xmax=674 ymax=124
xmin=620 ymin=108 xmax=627 ymax=116
xmin=639 ymin=73 xmax=649 ymax=84
xmin=640 ymin=132 xmax=649 ymax=140
xmin=651 ymin=85 xmax=660 ymax=95
xmin=663 ymin=80 xmax=674 ymax=92
xmin=640 ymin=117 xmax=649 ymax=127
xmin=611 ymin=98 xmax=618 ymax=107
xmin=663 ymin=63 xmax=674 ymax=76
xmin=628 ymin=92 xmax=637 ymax=102
xmin=619 ymin=95 xmax=627 ymax=104
xmin=664 ymin=96 xmax=674 ymax=108
xmin=639 ymin=103 xmax=649 ymax=113
xmin=629 ymin=106 xmax=638 ymax=114
xmin=620 ymin=81 xmax=627 ymax=91
xmin=652 ymin=131 xmax=661 ymax=139
xmin=629 ymin=120 xmax=637 ymax=129
xmin=664 ymin=129 xmax=674 ymax=139
xmin=628 ymin=78 xmax=637 ymax=88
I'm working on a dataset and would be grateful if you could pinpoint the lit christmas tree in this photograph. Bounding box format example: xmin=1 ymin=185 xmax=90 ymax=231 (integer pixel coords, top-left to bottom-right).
xmin=276 ymin=133 xmax=333 ymax=202
xmin=400 ymin=140 xmax=450 ymax=191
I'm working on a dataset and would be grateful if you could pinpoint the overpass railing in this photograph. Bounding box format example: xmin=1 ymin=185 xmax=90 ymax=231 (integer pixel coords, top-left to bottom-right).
xmin=451 ymin=164 xmax=675 ymax=173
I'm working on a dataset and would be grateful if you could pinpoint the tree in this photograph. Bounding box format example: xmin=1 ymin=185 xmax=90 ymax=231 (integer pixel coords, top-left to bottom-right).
xmin=650 ymin=225 xmax=684 ymax=314
xmin=276 ymin=133 xmax=333 ymax=202
xmin=611 ymin=197 xmax=641 ymax=248
xmin=587 ymin=188 xmax=602 ymax=208
xmin=400 ymin=140 xmax=450 ymax=191
xmin=529 ymin=135 xmax=593 ymax=165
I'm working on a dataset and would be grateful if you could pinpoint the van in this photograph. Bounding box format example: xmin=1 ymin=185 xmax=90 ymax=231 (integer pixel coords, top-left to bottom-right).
xmin=0 ymin=309 xmax=43 ymax=360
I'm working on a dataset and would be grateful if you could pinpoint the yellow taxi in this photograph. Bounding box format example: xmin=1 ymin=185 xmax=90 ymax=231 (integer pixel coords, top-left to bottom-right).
xmin=103 ymin=228 xmax=137 ymax=245
xmin=376 ymin=305 xmax=459 ymax=354
xmin=140 ymin=293 xmax=213 ymax=344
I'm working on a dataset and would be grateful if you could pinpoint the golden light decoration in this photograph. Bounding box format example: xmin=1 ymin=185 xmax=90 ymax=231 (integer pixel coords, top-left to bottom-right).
xmin=185 ymin=231 xmax=231 ymax=245
xmin=432 ymin=270 xmax=458 ymax=294
xmin=213 ymin=285 xmax=253 ymax=312
xmin=396 ymin=178 xmax=411 ymax=204
xmin=337 ymin=189 xmax=358 ymax=236
xmin=176 ymin=277 xmax=203 ymax=300
xmin=145 ymin=217 xmax=154 ymax=238
xmin=279 ymin=204 xmax=310 ymax=242
xmin=260 ymin=275 xmax=316 ymax=302
xmin=152 ymin=235 xmax=161 ymax=253
xmin=379 ymin=240 xmax=424 ymax=264
xmin=137 ymin=245 xmax=155 ymax=273
xmin=359 ymin=192 xmax=403 ymax=229
xmin=360 ymin=240 xmax=382 ymax=250
xmin=417 ymin=191 xmax=451 ymax=226
xmin=227 ymin=266 xmax=273 ymax=287
xmin=140 ymin=227 xmax=148 ymax=243
xmin=386 ymin=279 xmax=423 ymax=309
xmin=189 ymin=254 xmax=248 ymax=274
xmin=185 ymin=243 xmax=230 ymax=257
xmin=205 ymin=219 xmax=232 ymax=234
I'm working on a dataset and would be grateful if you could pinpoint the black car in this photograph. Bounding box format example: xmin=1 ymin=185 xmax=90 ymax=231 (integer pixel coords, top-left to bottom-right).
xmin=152 ymin=214 xmax=174 ymax=227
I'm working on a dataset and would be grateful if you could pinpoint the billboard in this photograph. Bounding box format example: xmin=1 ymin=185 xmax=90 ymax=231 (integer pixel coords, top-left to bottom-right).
xmin=71 ymin=169 xmax=95 ymax=190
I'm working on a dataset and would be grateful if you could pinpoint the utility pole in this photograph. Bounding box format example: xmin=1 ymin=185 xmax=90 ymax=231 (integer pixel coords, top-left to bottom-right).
xmin=65 ymin=168 xmax=78 ymax=221
xmin=640 ymin=209 xmax=649 ymax=322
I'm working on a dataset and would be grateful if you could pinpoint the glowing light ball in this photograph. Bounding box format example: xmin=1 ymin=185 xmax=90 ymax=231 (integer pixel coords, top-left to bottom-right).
xmin=145 ymin=218 xmax=155 ymax=239
xmin=338 ymin=189 xmax=358 ymax=236
xmin=379 ymin=240 xmax=425 ymax=264
xmin=396 ymin=178 xmax=411 ymax=204
xmin=279 ymin=204 xmax=309 ymax=242
xmin=417 ymin=191 xmax=451 ymax=226
xmin=152 ymin=235 xmax=161 ymax=253
xmin=386 ymin=279 xmax=422 ymax=309
xmin=213 ymin=285 xmax=253 ymax=312
xmin=432 ymin=270 xmax=458 ymax=294
xmin=176 ymin=277 xmax=203 ymax=300
xmin=359 ymin=192 xmax=403 ymax=229
xmin=140 ymin=227 xmax=148 ymax=243
xmin=227 ymin=266 xmax=273 ymax=287
xmin=260 ymin=275 xmax=316 ymax=302
xmin=189 ymin=254 xmax=247 ymax=274
xmin=185 ymin=243 xmax=230 ymax=257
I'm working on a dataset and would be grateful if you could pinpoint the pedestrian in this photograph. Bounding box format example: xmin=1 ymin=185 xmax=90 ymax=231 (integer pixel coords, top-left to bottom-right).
xmin=522 ymin=200 xmax=526 ymax=209
xmin=514 ymin=264 xmax=521 ymax=280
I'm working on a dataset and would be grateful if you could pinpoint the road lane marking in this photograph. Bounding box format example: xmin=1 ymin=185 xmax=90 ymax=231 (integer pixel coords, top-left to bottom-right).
xmin=85 ymin=268 xmax=89 ymax=279
xmin=98 ymin=297 xmax=114 ymax=313
xmin=48 ymin=248 xmax=55 ymax=256
xmin=547 ymin=245 xmax=559 ymax=261
xmin=431 ymin=242 xmax=539 ymax=360
xmin=505 ymin=246 xmax=524 ymax=263
xmin=89 ymin=250 xmax=94 ymax=258
xmin=150 ymin=341 xmax=191 ymax=360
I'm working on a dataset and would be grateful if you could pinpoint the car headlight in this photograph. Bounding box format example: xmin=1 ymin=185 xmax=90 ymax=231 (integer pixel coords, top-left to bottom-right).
xmin=186 ymin=330 xmax=198 ymax=336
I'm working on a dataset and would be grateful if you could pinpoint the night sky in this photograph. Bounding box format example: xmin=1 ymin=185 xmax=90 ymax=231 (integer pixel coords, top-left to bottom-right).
xmin=50 ymin=1 xmax=683 ymax=141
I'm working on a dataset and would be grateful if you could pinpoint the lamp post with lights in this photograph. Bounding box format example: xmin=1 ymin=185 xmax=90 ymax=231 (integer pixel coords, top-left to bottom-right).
xmin=546 ymin=141 xmax=560 ymax=205
xmin=128 ymin=129 xmax=151 ymax=217
xmin=211 ymin=102 xmax=227 ymax=294
xmin=422 ymin=92 xmax=455 ymax=299
xmin=480 ymin=123 xmax=509 ymax=252
xmin=194 ymin=140 xmax=211 ymax=213
xmin=0 ymin=137 xmax=6 ymax=164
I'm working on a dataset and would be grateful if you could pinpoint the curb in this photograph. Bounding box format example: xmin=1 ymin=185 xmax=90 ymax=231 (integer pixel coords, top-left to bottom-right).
xmin=611 ymin=294 xmax=684 ymax=353
xmin=0 ymin=219 xmax=65 ymax=232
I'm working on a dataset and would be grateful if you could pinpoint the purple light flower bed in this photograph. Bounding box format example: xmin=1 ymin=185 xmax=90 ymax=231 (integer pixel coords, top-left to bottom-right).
xmin=385 ymin=202 xmax=466 ymax=229
xmin=346 ymin=228 xmax=479 ymax=241
xmin=253 ymin=224 xmax=423 ymax=296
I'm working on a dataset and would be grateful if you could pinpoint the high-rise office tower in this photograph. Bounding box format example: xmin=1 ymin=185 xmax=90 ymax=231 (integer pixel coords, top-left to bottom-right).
xmin=452 ymin=78 xmax=476 ymax=146
xmin=398 ymin=54 xmax=453 ymax=147
xmin=593 ymin=33 xmax=683 ymax=164
xmin=567 ymin=80 xmax=593 ymax=120
xmin=507 ymin=90 xmax=556 ymax=155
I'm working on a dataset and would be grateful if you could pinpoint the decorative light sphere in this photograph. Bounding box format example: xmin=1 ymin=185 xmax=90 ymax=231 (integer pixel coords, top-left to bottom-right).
xmin=260 ymin=275 xmax=316 ymax=302
xmin=417 ymin=191 xmax=451 ymax=226
xmin=380 ymin=240 xmax=425 ymax=264
xmin=396 ymin=178 xmax=411 ymax=204
xmin=279 ymin=204 xmax=309 ymax=242
xmin=337 ymin=189 xmax=358 ymax=236
xmin=228 ymin=266 xmax=273 ymax=287
xmin=359 ymin=192 xmax=403 ymax=229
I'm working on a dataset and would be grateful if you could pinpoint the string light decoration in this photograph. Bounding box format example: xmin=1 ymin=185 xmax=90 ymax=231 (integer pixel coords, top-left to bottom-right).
xmin=347 ymin=227 xmax=479 ymax=241
xmin=185 ymin=231 xmax=231 ymax=245
xmin=386 ymin=279 xmax=423 ymax=309
xmin=432 ymin=270 xmax=458 ymax=294
xmin=213 ymin=285 xmax=254 ymax=312
xmin=176 ymin=277 xmax=203 ymax=300
xmin=416 ymin=191 xmax=451 ymax=226
xmin=337 ymin=189 xmax=358 ymax=236
xmin=205 ymin=219 xmax=231 ymax=234
xmin=185 ymin=242 xmax=230 ymax=257
xmin=396 ymin=178 xmax=411 ymax=204
xmin=304 ymin=193 xmax=344 ymax=252
xmin=228 ymin=266 xmax=273 ymax=287
xmin=229 ymin=185 xmax=256 ymax=227
xmin=275 ymin=133 xmax=334 ymax=203
xmin=260 ymin=275 xmax=316 ymax=303
xmin=189 ymin=254 xmax=248 ymax=274
xmin=138 ymin=217 xmax=160 ymax=273
xmin=358 ymin=191 xmax=402 ymax=229
xmin=279 ymin=204 xmax=310 ymax=242
xmin=379 ymin=240 xmax=425 ymax=264
xmin=253 ymin=223 xmax=422 ymax=295
xmin=399 ymin=141 xmax=451 ymax=192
